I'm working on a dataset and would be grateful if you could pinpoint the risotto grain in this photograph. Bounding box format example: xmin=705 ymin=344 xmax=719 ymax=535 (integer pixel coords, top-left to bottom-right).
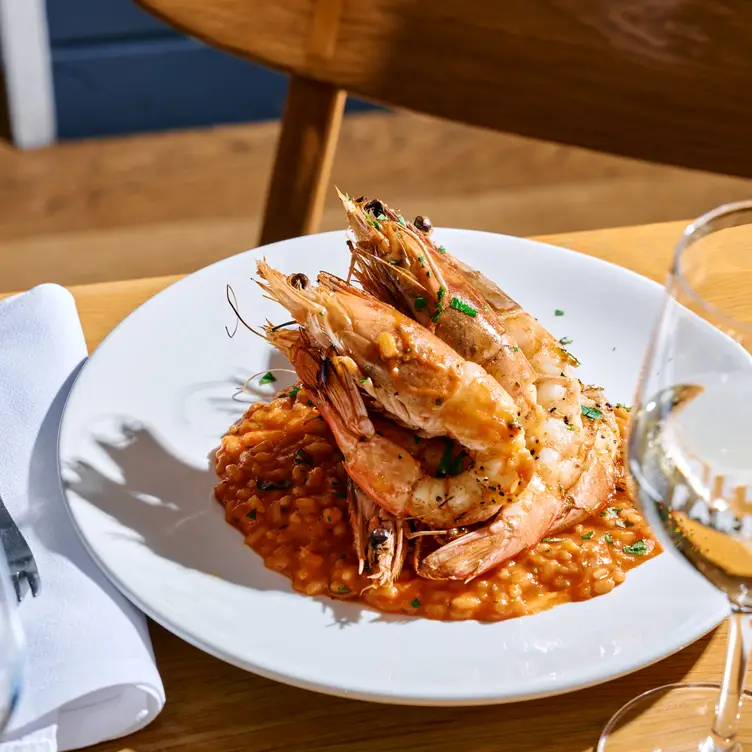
xmin=214 ymin=387 xmax=660 ymax=622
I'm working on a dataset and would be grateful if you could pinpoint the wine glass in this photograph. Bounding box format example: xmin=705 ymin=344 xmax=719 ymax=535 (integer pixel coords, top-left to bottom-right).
xmin=599 ymin=200 xmax=752 ymax=751
xmin=0 ymin=553 xmax=24 ymax=736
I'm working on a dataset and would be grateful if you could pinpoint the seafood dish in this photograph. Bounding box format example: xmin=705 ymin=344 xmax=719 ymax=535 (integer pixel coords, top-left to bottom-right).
xmin=213 ymin=193 xmax=659 ymax=622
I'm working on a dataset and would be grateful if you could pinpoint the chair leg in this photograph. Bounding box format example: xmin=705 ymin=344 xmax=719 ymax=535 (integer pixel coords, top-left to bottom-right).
xmin=259 ymin=76 xmax=346 ymax=246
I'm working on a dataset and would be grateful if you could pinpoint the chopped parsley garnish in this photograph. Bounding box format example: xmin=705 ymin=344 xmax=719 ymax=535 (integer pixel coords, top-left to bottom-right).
xmin=438 ymin=245 xmax=446 ymax=254
xmin=582 ymin=531 xmax=594 ymax=539
xmin=398 ymin=215 xmax=407 ymax=226
xmin=601 ymin=506 xmax=622 ymax=519
xmin=555 ymin=309 xmax=565 ymax=316
xmin=432 ymin=302 xmax=445 ymax=323
xmin=513 ymin=346 xmax=519 ymax=352
xmin=410 ymin=598 xmax=421 ymax=608
xmin=359 ymin=377 xmax=368 ymax=383
xmin=294 ymin=449 xmax=311 ymax=465
xmin=417 ymin=254 xmax=425 ymax=264
xmin=604 ymin=533 xmax=614 ymax=544
xmin=449 ymin=297 xmax=478 ymax=317
xmin=337 ymin=584 xmax=351 ymax=593
xmin=436 ymin=438 xmax=465 ymax=477
xmin=246 ymin=508 xmax=257 ymax=519
xmin=376 ymin=213 xmax=387 ymax=221
xmin=259 ymin=371 xmax=277 ymax=384
xmin=623 ymin=540 xmax=648 ymax=555
xmin=559 ymin=336 xmax=573 ymax=345
xmin=414 ymin=296 xmax=427 ymax=311
xmin=566 ymin=424 xmax=575 ymax=431
xmin=616 ymin=403 xmax=632 ymax=412
xmin=437 ymin=285 xmax=446 ymax=301
xmin=256 ymin=479 xmax=292 ymax=491
xmin=307 ymin=400 xmax=314 ymax=406
xmin=286 ymin=384 xmax=302 ymax=399
xmin=581 ymin=405 xmax=603 ymax=420
xmin=542 ymin=537 xmax=565 ymax=543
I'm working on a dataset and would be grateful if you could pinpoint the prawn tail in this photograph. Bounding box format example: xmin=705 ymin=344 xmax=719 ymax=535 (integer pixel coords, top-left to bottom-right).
xmin=417 ymin=525 xmax=520 ymax=582
xmin=418 ymin=475 xmax=561 ymax=581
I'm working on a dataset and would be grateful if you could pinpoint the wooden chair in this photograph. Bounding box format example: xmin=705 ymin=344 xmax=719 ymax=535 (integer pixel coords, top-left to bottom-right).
xmin=134 ymin=0 xmax=752 ymax=246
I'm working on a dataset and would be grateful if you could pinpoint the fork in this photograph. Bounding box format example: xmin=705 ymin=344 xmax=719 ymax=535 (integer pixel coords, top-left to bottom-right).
xmin=0 ymin=491 xmax=40 ymax=601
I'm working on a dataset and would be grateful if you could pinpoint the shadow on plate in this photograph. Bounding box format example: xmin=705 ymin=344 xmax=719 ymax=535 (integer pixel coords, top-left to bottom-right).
xmin=61 ymin=420 xmax=414 ymax=629
xmin=179 ymin=349 xmax=298 ymax=421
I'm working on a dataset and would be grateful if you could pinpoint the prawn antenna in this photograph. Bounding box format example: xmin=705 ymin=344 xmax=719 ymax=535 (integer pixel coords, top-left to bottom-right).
xmin=225 ymin=284 xmax=255 ymax=338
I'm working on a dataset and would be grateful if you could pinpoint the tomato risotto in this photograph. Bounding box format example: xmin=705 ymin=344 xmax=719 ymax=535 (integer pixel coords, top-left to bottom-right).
xmin=214 ymin=386 xmax=659 ymax=622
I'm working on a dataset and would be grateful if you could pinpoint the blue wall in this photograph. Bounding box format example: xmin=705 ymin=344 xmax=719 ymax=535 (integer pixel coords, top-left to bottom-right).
xmin=47 ymin=0 xmax=378 ymax=140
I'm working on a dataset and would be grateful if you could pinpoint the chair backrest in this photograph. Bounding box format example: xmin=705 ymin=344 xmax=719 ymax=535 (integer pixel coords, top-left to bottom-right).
xmin=135 ymin=0 xmax=752 ymax=242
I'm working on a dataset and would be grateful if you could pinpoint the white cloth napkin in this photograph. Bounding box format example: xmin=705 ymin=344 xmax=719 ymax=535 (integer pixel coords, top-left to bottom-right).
xmin=0 ymin=284 xmax=165 ymax=751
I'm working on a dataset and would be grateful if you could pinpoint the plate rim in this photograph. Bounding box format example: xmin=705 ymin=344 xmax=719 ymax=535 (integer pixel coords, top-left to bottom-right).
xmin=57 ymin=227 xmax=728 ymax=706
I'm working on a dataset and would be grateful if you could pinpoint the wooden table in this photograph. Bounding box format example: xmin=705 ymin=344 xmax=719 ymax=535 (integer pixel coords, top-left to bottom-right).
xmin=6 ymin=220 xmax=737 ymax=751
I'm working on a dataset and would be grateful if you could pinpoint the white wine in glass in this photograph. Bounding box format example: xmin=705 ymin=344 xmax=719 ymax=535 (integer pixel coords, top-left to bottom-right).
xmin=599 ymin=201 xmax=752 ymax=752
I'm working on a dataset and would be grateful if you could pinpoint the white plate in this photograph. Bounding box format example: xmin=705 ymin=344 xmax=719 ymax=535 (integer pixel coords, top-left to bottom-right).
xmin=58 ymin=229 xmax=729 ymax=706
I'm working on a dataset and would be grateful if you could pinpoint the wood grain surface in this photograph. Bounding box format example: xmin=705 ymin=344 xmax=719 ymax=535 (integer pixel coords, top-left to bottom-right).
xmin=1 ymin=111 xmax=752 ymax=292
xmin=136 ymin=0 xmax=752 ymax=177
xmin=3 ymin=219 xmax=742 ymax=751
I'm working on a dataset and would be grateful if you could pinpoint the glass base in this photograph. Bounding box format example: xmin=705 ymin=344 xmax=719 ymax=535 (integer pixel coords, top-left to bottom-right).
xmin=598 ymin=683 xmax=752 ymax=752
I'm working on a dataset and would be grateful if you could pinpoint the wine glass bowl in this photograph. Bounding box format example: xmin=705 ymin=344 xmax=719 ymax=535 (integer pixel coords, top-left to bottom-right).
xmin=600 ymin=201 xmax=752 ymax=751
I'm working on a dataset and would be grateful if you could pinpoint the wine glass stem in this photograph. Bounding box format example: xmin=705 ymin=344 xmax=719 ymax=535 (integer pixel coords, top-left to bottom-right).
xmin=709 ymin=611 xmax=752 ymax=751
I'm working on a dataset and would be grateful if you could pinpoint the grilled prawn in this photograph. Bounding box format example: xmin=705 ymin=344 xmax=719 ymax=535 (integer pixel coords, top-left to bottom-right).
xmin=341 ymin=194 xmax=620 ymax=577
xmin=258 ymin=263 xmax=535 ymax=527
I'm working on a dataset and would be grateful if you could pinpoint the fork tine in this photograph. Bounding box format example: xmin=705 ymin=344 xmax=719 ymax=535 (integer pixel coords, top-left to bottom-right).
xmin=0 ymin=489 xmax=41 ymax=601
xmin=10 ymin=572 xmax=27 ymax=602
xmin=27 ymin=571 xmax=41 ymax=598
